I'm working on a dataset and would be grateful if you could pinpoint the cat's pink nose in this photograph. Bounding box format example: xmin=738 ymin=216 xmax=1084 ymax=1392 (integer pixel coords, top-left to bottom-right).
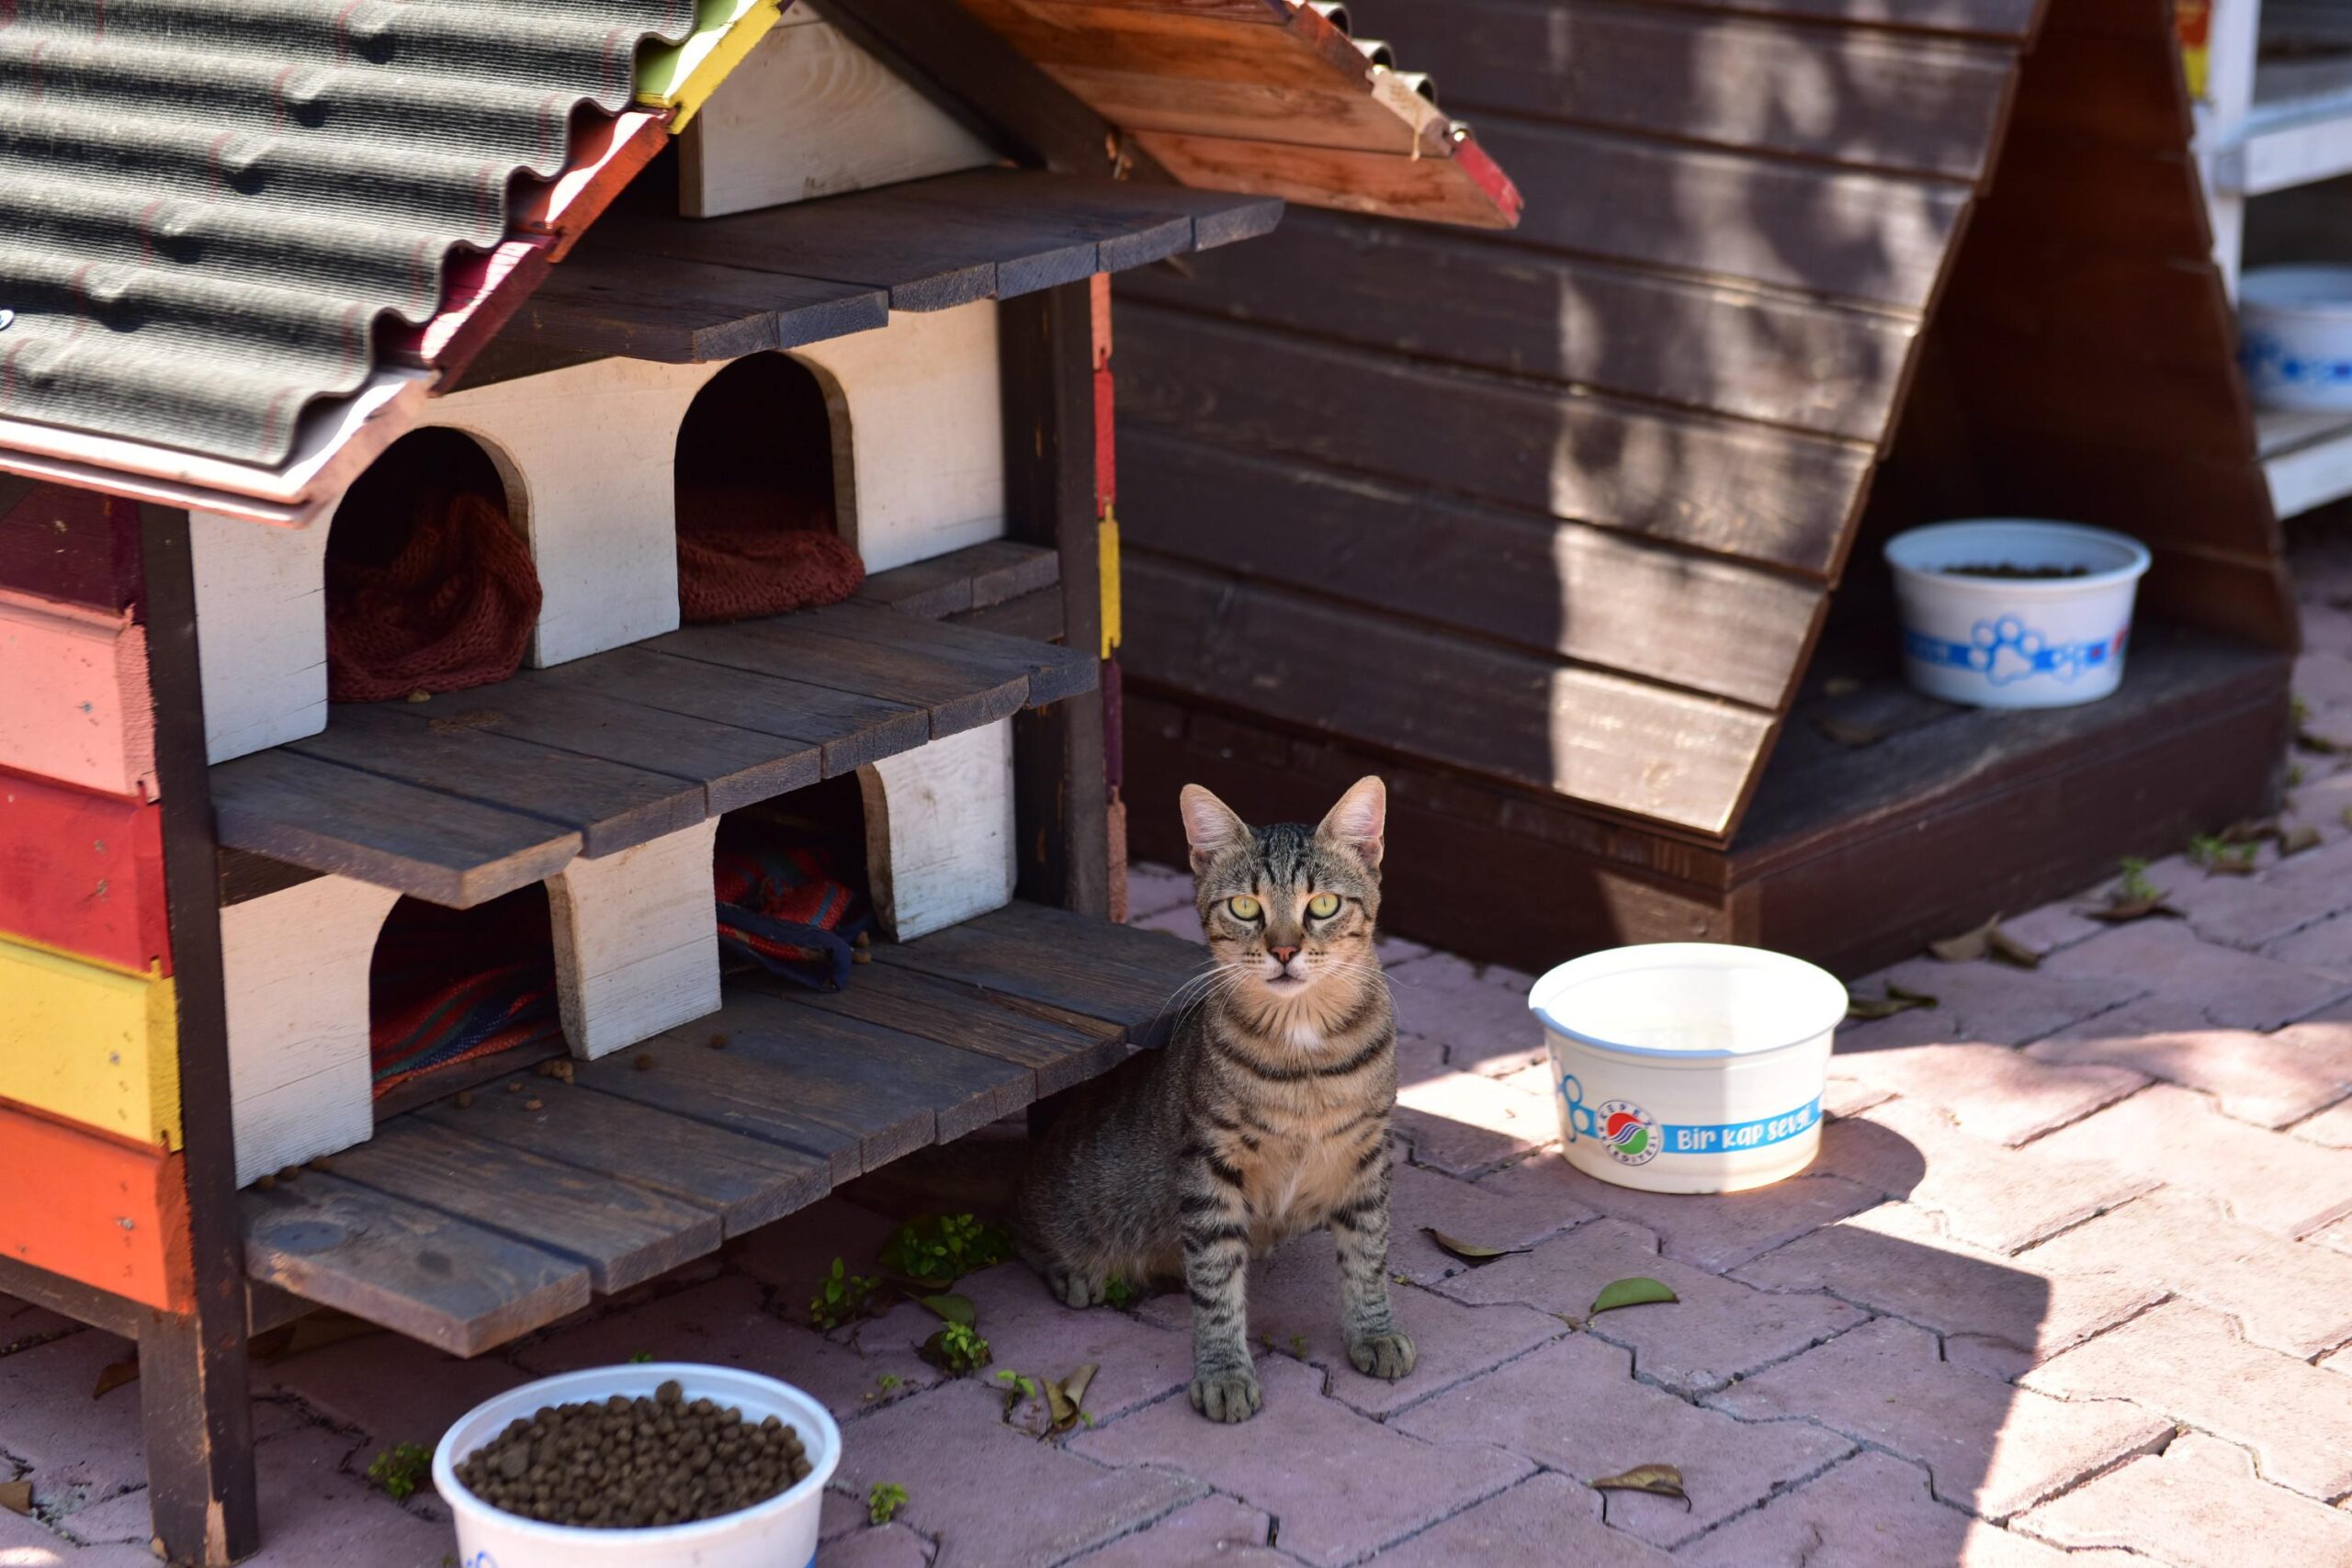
xmin=1271 ymin=946 xmax=1300 ymax=965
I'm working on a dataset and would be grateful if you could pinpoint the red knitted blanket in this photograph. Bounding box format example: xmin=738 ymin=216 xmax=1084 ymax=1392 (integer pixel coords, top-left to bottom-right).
xmin=326 ymin=491 xmax=542 ymax=703
xmin=676 ymin=484 xmax=864 ymax=624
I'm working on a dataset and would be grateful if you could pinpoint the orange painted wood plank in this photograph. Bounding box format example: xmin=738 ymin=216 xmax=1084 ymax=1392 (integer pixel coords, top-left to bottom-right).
xmin=515 ymin=110 xmax=673 ymax=260
xmin=0 ymin=934 xmax=181 ymax=1149
xmin=0 ymin=1100 xmax=192 ymax=1313
xmin=0 ymin=587 xmax=156 ymax=800
xmin=0 ymin=483 xmax=142 ymax=615
xmin=0 ymin=768 xmax=171 ymax=976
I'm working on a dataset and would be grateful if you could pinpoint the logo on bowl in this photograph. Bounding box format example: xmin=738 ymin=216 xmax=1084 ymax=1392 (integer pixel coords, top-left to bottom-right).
xmin=1903 ymin=616 xmax=2122 ymax=686
xmin=1557 ymin=1076 xmax=1658 ymax=1167
xmin=1596 ymin=1100 xmax=1658 ymax=1166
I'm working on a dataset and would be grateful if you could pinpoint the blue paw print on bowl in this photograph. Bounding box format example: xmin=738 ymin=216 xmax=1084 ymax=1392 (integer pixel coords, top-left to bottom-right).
xmin=1904 ymin=616 xmax=2119 ymax=686
xmin=2243 ymin=329 xmax=2352 ymax=390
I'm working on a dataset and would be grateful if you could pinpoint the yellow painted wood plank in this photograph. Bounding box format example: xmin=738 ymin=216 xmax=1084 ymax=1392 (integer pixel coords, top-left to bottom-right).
xmin=639 ymin=0 xmax=783 ymax=129
xmin=1098 ymin=512 xmax=1122 ymax=659
xmin=0 ymin=935 xmax=181 ymax=1150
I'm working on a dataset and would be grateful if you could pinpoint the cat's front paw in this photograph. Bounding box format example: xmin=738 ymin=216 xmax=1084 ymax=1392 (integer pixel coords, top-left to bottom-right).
xmin=1348 ymin=1330 xmax=1417 ymax=1381
xmin=1188 ymin=1367 xmax=1263 ymax=1423
xmin=1043 ymin=1266 xmax=1107 ymax=1309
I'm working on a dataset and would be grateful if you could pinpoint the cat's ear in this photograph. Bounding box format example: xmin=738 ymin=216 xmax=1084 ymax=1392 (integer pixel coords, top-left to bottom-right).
xmin=1317 ymin=775 xmax=1386 ymax=870
xmin=1179 ymin=784 xmax=1249 ymax=876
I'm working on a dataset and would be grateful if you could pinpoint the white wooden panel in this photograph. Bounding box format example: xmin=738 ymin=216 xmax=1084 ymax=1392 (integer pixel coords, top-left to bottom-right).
xmin=796 ymin=303 xmax=1005 ymax=574
xmin=548 ymin=819 xmax=723 ymax=1060
xmin=192 ymin=508 xmax=331 ymax=763
xmin=432 ymin=359 xmax=727 ymax=668
xmin=2262 ymin=409 xmax=2352 ymax=519
xmin=222 ymin=876 xmax=400 ymax=1186
xmin=858 ymin=718 xmax=1015 ymax=942
xmin=682 ymin=10 xmax=998 ymax=219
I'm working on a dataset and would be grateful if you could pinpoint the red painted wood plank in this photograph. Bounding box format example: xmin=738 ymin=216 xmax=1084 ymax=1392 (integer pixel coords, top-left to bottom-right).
xmin=0 ymin=483 xmax=142 ymax=615
xmin=382 ymin=239 xmax=555 ymax=386
xmin=516 ymin=109 xmax=674 ymax=260
xmin=0 ymin=1100 xmax=192 ymax=1313
xmin=0 ymin=768 xmax=170 ymax=976
xmin=1094 ymin=366 xmax=1115 ymax=513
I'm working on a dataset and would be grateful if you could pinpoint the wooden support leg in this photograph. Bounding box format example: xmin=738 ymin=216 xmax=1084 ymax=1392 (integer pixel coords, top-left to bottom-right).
xmin=548 ymin=819 xmax=723 ymax=1059
xmin=140 ymin=503 xmax=259 ymax=1563
xmin=1001 ymin=281 xmax=1111 ymax=917
xmin=140 ymin=1304 xmax=258 ymax=1566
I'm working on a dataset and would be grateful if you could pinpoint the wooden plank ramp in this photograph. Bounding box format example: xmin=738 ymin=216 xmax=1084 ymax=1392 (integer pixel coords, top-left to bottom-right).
xmin=240 ymin=903 xmax=1203 ymax=1353
xmin=211 ymin=601 xmax=1093 ymax=907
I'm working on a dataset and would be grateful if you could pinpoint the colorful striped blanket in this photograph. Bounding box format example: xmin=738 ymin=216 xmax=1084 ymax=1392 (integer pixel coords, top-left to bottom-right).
xmin=369 ymin=845 xmax=870 ymax=1096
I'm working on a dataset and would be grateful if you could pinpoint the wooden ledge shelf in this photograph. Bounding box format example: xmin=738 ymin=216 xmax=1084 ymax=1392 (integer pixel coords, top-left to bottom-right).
xmin=209 ymin=598 xmax=1093 ymax=907
xmin=240 ymin=902 xmax=1204 ymax=1355
xmin=514 ymin=168 xmax=1285 ymax=362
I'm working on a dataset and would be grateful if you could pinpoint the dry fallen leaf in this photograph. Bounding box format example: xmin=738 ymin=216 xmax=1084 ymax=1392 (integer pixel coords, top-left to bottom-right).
xmin=1846 ymin=983 xmax=1938 ymax=1021
xmin=1928 ymin=915 xmax=2040 ymax=969
xmin=2296 ymin=728 xmax=2345 ymax=756
xmin=0 ymin=1479 xmax=29 ymax=1516
xmin=917 ymin=1293 xmax=976 ymax=1326
xmin=1043 ymin=1362 xmax=1098 ymax=1438
xmin=2086 ymin=897 xmax=2183 ymax=924
xmin=1422 ymin=1228 xmax=1530 ymax=1266
xmin=1813 ymin=716 xmax=1886 ymax=749
xmin=2281 ymin=825 xmax=2324 ymax=856
xmin=1590 ymin=1463 xmax=1690 ymax=1510
xmin=1590 ymin=1277 xmax=1679 ymax=1316
xmin=92 ymin=1357 xmax=139 ymax=1399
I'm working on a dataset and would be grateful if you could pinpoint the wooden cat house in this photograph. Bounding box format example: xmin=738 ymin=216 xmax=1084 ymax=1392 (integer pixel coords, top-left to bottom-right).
xmin=0 ymin=1 xmax=1514 ymax=1561
xmin=1116 ymin=0 xmax=2300 ymax=976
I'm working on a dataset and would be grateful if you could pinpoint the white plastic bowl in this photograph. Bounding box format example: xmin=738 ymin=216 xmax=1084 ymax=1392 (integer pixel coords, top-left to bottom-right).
xmin=1884 ymin=520 xmax=2151 ymax=708
xmin=1531 ymin=943 xmax=1848 ymax=1194
xmin=433 ymin=1363 xmax=840 ymax=1568
xmin=2240 ymin=265 xmax=2352 ymax=412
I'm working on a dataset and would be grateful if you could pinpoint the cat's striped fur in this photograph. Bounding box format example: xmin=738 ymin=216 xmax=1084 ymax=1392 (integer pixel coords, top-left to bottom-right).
xmin=1014 ymin=776 xmax=1412 ymax=1422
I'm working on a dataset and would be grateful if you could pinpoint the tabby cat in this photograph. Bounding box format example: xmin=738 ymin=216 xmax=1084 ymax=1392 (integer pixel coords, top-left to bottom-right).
xmin=1015 ymin=776 xmax=1413 ymax=1422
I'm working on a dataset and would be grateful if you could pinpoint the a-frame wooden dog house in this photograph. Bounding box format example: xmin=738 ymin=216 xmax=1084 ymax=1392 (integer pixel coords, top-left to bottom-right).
xmin=0 ymin=2 xmax=1513 ymax=1560
xmin=1117 ymin=0 xmax=2296 ymax=976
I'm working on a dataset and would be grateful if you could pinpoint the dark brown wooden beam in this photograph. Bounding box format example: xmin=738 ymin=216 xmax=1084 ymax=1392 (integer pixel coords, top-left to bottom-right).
xmin=0 ymin=1254 xmax=144 ymax=1340
xmin=137 ymin=502 xmax=261 ymax=1566
xmin=1001 ymin=282 xmax=1112 ymax=918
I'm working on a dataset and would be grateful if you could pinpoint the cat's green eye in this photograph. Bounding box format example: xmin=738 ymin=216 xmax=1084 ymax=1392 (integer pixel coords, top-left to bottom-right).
xmin=1307 ymin=892 xmax=1341 ymax=919
xmin=1227 ymin=895 xmax=1262 ymax=921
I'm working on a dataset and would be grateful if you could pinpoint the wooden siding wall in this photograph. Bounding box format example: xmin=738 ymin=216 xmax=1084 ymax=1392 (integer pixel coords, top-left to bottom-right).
xmin=1114 ymin=0 xmax=2285 ymax=853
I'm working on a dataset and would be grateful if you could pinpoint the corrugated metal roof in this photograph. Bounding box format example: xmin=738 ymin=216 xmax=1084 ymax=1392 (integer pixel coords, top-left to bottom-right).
xmin=0 ymin=0 xmax=701 ymax=467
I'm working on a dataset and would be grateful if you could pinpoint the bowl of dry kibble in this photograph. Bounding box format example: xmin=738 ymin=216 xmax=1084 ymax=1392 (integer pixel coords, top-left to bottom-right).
xmin=432 ymin=1363 xmax=839 ymax=1567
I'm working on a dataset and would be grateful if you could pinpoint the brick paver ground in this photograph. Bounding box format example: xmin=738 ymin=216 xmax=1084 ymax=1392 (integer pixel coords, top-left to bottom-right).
xmin=7 ymin=553 xmax=2352 ymax=1565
